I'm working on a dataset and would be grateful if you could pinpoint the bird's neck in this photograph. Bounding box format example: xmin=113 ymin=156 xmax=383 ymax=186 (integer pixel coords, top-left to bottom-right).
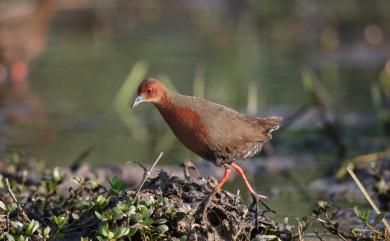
xmin=153 ymin=92 xmax=211 ymax=157
xmin=154 ymin=91 xmax=175 ymax=112
xmin=154 ymin=92 xmax=203 ymax=131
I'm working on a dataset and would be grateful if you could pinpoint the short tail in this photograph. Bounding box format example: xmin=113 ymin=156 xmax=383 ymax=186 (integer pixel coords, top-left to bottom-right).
xmin=256 ymin=116 xmax=282 ymax=138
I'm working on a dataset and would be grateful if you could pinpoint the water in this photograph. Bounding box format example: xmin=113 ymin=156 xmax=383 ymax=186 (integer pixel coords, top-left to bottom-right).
xmin=19 ymin=29 xmax=377 ymax=163
xmin=1 ymin=1 xmax=388 ymax=219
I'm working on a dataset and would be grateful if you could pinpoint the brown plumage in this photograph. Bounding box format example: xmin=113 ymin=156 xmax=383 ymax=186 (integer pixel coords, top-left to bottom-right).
xmin=132 ymin=78 xmax=281 ymax=166
xmin=132 ymin=78 xmax=282 ymax=218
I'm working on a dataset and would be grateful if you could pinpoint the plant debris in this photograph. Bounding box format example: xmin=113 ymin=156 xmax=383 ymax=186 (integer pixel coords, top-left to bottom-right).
xmin=0 ymin=154 xmax=389 ymax=240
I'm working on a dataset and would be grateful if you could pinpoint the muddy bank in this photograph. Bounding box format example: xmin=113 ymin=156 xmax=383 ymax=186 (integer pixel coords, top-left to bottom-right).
xmin=0 ymin=164 xmax=294 ymax=240
xmin=0 ymin=154 xmax=389 ymax=240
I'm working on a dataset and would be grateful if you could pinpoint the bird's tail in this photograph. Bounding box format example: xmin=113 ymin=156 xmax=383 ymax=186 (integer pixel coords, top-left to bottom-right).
xmin=256 ymin=116 xmax=282 ymax=137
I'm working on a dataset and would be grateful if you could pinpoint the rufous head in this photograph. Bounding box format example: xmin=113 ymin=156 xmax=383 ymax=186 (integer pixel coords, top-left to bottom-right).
xmin=131 ymin=78 xmax=167 ymax=108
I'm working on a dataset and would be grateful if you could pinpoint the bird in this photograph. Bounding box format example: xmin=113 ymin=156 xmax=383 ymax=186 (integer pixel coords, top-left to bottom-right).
xmin=0 ymin=0 xmax=56 ymax=124
xmin=131 ymin=78 xmax=281 ymax=219
xmin=0 ymin=0 xmax=57 ymax=83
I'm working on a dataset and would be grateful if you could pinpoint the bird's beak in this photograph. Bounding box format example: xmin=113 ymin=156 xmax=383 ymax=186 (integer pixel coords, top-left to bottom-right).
xmin=131 ymin=95 xmax=145 ymax=108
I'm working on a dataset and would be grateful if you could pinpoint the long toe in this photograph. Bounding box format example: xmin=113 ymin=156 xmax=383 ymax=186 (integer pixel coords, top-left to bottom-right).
xmin=252 ymin=192 xmax=268 ymax=200
xmin=251 ymin=193 xmax=276 ymax=214
xmin=249 ymin=198 xmax=261 ymax=232
xmin=249 ymin=197 xmax=258 ymax=212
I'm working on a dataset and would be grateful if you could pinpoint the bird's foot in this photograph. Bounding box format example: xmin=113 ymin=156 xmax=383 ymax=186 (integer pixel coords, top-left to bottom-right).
xmin=249 ymin=192 xmax=276 ymax=233
xmin=249 ymin=192 xmax=275 ymax=214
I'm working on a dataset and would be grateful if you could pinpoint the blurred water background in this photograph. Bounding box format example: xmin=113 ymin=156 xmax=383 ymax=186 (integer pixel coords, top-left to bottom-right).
xmin=1 ymin=0 xmax=390 ymax=216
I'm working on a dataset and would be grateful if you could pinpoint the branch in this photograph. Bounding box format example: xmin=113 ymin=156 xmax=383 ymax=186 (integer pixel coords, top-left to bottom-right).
xmin=135 ymin=152 xmax=164 ymax=196
xmin=5 ymin=178 xmax=31 ymax=221
xmin=347 ymin=166 xmax=390 ymax=232
xmin=5 ymin=178 xmax=18 ymax=203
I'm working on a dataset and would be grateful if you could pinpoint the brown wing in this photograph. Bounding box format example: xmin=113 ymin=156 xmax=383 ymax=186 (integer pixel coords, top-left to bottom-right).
xmin=171 ymin=94 xmax=282 ymax=161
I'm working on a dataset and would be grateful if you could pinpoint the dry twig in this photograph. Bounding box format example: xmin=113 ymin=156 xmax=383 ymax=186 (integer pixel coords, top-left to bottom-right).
xmin=347 ymin=166 xmax=390 ymax=232
xmin=5 ymin=178 xmax=30 ymax=221
xmin=135 ymin=152 xmax=164 ymax=196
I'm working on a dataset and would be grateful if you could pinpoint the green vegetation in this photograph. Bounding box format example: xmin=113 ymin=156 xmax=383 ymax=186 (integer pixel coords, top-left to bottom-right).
xmin=0 ymin=157 xmax=177 ymax=241
xmin=0 ymin=153 xmax=389 ymax=240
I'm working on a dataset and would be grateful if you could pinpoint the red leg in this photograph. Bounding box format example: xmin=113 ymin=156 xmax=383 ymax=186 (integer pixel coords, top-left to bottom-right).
xmin=201 ymin=164 xmax=231 ymax=221
xmin=231 ymin=163 xmax=275 ymax=215
xmin=231 ymin=163 xmax=267 ymax=198
xmin=215 ymin=165 xmax=232 ymax=190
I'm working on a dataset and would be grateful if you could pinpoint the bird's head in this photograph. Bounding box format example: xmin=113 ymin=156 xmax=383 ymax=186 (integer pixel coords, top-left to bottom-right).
xmin=131 ymin=78 xmax=167 ymax=108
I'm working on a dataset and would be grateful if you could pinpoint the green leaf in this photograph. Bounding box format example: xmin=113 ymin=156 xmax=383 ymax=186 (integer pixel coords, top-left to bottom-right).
xmin=107 ymin=232 xmax=114 ymax=239
xmin=155 ymin=219 xmax=167 ymax=225
xmin=252 ymin=234 xmax=281 ymax=241
xmin=95 ymin=195 xmax=109 ymax=210
xmin=0 ymin=175 xmax=4 ymax=189
xmin=16 ymin=235 xmax=26 ymax=241
xmin=128 ymin=205 xmax=136 ymax=215
xmin=112 ymin=206 xmax=124 ymax=218
xmin=162 ymin=197 xmax=170 ymax=208
xmin=0 ymin=200 xmax=6 ymax=211
xmin=95 ymin=211 xmax=103 ymax=220
xmin=108 ymin=176 xmax=127 ymax=192
xmin=75 ymin=201 xmax=90 ymax=210
xmin=156 ymin=225 xmax=169 ymax=233
xmin=46 ymin=182 xmax=55 ymax=193
xmin=5 ymin=233 xmax=15 ymax=241
xmin=96 ymin=236 xmax=105 ymax=241
xmin=96 ymin=195 xmax=106 ymax=205
xmin=113 ymin=227 xmax=130 ymax=238
xmin=52 ymin=167 xmax=62 ymax=183
xmin=139 ymin=206 xmax=148 ymax=216
xmin=88 ymin=180 xmax=100 ymax=189
xmin=43 ymin=226 xmax=50 ymax=238
xmin=179 ymin=235 xmax=187 ymax=241
xmin=143 ymin=218 xmax=154 ymax=226
xmin=101 ymin=223 xmax=110 ymax=237
xmin=53 ymin=215 xmax=68 ymax=228
xmin=25 ymin=220 xmax=40 ymax=236
xmin=95 ymin=211 xmax=112 ymax=221
xmin=353 ymin=206 xmax=371 ymax=223
xmin=116 ymin=202 xmax=126 ymax=211
xmin=128 ymin=227 xmax=138 ymax=237
xmin=144 ymin=196 xmax=155 ymax=206
xmin=6 ymin=203 xmax=17 ymax=213
xmin=131 ymin=213 xmax=143 ymax=223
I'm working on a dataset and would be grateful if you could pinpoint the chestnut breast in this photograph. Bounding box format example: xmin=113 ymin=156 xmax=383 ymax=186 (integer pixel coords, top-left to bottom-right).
xmin=156 ymin=97 xmax=215 ymax=161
